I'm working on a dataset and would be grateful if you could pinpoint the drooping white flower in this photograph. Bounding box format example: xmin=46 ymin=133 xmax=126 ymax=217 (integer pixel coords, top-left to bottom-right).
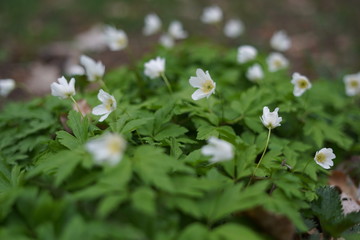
xmin=260 ymin=106 xmax=282 ymax=129
xmin=159 ymin=34 xmax=175 ymax=48
xmin=0 ymin=79 xmax=15 ymax=97
xmin=143 ymin=13 xmax=162 ymax=36
xmin=92 ymin=89 xmax=117 ymax=122
xmin=201 ymin=5 xmax=223 ymax=24
xmin=201 ymin=137 xmax=234 ymax=163
xmin=267 ymin=52 xmax=289 ymax=72
xmin=168 ymin=21 xmax=187 ymax=39
xmin=237 ymin=45 xmax=257 ymax=64
xmin=246 ymin=64 xmax=264 ymax=82
xmin=189 ymin=68 xmax=216 ymax=100
xmin=270 ymin=30 xmax=291 ymax=52
xmin=51 ymin=76 xmax=76 ymax=99
xmin=291 ymin=72 xmax=312 ymax=97
xmin=144 ymin=57 xmax=165 ymax=79
xmin=343 ymin=73 xmax=360 ymax=96
xmin=104 ymin=26 xmax=128 ymax=51
xmin=314 ymin=148 xmax=335 ymax=169
xmin=224 ymin=19 xmax=244 ymax=38
xmin=86 ymin=132 xmax=127 ymax=166
xmin=80 ymin=55 xmax=105 ymax=82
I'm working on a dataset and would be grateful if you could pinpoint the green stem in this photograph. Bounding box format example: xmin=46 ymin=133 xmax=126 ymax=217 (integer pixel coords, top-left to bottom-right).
xmin=233 ymin=157 xmax=237 ymax=183
xmin=247 ymin=128 xmax=272 ymax=187
xmin=160 ymin=72 xmax=173 ymax=93
xmin=99 ymin=79 xmax=109 ymax=92
xmin=70 ymin=96 xmax=84 ymax=117
xmin=302 ymin=158 xmax=312 ymax=172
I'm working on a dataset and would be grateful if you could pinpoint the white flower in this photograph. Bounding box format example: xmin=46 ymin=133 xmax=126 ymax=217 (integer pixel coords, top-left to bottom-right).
xmin=168 ymin=21 xmax=187 ymax=39
xmin=270 ymin=30 xmax=291 ymax=52
xmin=201 ymin=5 xmax=223 ymax=24
xmin=314 ymin=148 xmax=335 ymax=169
xmin=201 ymin=137 xmax=234 ymax=163
xmin=246 ymin=64 xmax=264 ymax=82
xmin=260 ymin=106 xmax=282 ymax=129
xmin=291 ymin=72 xmax=312 ymax=97
xmin=267 ymin=52 xmax=289 ymax=72
xmin=51 ymin=76 xmax=76 ymax=99
xmin=143 ymin=13 xmax=162 ymax=36
xmin=343 ymin=73 xmax=360 ymax=96
xmin=224 ymin=19 xmax=244 ymax=38
xmin=65 ymin=64 xmax=85 ymax=76
xmin=144 ymin=57 xmax=165 ymax=79
xmin=86 ymin=133 xmax=126 ymax=166
xmin=189 ymin=68 xmax=216 ymax=100
xmin=92 ymin=89 xmax=117 ymax=122
xmin=104 ymin=26 xmax=128 ymax=51
xmin=159 ymin=34 xmax=175 ymax=48
xmin=0 ymin=79 xmax=15 ymax=97
xmin=237 ymin=45 xmax=257 ymax=64
xmin=80 ymin=55 xmax=105 ymax=82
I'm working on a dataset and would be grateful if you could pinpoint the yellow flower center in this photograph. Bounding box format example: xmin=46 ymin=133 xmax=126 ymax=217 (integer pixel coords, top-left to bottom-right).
xmin=274 ymin=59 xmax=283 ymax=68
xmin=298 ymin=79 xmax=308 ymax=89
xmin=316 ymin=153 xmax=326 ymax=163
xmin=107 ymin=138 xmax=123 ymax=154
xmin=117 ymin=37 xmax=126 ymax=46
xmin=350 ymin=80 xmax=359 ymax=88
xmin=105 ymin=99 xmax=115 ymax=111
xmin=201 ymin=80 xmax=215 ymax=93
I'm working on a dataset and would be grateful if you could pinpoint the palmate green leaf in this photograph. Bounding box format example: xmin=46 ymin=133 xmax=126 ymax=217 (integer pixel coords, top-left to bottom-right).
xmin=132 ymin=146 xmax=175 ymax=192
xmin=73 ymin=158 xmax=131 ymax=200
xmin=26 ymin=150 xmax=83 ymax=187
xmin=96 ymin=194 xmax=128 ymax=219
xmin=56 ymin=130 xmax=78 ymax=150
xmin=131 ymin=187 xmax=156 ymax=216
xmin=67 ymin=110 xmax=89 ymax=144
xmin=154 ymin=123 xmax=188 ymax=141
xmin=121 ymin=117 xmax=153 ymax=134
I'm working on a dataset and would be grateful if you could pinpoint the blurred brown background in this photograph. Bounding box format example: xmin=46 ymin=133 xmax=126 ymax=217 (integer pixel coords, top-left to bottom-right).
xmin=0 ymin=0 xmax=359 ymax=99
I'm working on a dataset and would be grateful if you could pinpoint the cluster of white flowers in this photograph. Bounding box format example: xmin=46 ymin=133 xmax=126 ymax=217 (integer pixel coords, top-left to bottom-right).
xmin=45 ymin=8 xmax=349 ymax=171
xmin=143 ymin=13 xmax=187 ymax=49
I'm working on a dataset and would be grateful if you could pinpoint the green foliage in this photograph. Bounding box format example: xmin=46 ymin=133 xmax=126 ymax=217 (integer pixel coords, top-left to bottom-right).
xmin=311 ymin=186 xmax=360 ymax=237
xmin=0 ymin=39 xmax=359 ymax=239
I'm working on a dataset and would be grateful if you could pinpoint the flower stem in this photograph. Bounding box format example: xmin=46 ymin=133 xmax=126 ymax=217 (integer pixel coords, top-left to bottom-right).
xmin=247 ymin=128 xmax=272 ymax=187
xmin=160 ymin=73 xmax=173 ymax=93
xmin=302 ymin=158 xmax=312 ymax=172
xmin=99 ymin=79 xmax=109 ymax=92
xmin=70 ymin=96 xmax=84 ymax=117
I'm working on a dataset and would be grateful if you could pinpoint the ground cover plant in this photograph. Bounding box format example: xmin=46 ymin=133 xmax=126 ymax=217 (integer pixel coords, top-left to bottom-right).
xmin=1 ymin=6 xmax=360 ymax=240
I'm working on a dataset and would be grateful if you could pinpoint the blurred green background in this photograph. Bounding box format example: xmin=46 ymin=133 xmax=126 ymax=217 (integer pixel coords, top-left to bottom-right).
xmin=0 ymin=0 xmax=359 ymax=92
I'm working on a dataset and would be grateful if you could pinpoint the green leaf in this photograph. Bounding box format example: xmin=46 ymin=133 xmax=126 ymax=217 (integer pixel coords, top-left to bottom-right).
xmin=154 ymin=123 xmax=188 ymax=141
xmin=131 ymin=187 xmax=156 ymax=216
xmin=67 ymin=110 xmax=89 ymax=144
xmin=56 ymin=130 xmax=78 ymax=150
xmin=211 ymin=223 xmax=263 ymax=240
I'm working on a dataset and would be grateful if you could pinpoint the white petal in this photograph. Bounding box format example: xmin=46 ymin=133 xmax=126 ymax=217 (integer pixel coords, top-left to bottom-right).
xmin=189 ymin=76 xmax=204 ymax=88
xmin=92 ymin=104 xmax=109 ymax=115
xmin=196 ymin=68 xmax=208 ymax=81
xmin=98 ymin=89 xmax=111 ymax=102
xmin=191 ymin=89 xmax=208 ymax=100
xmin=99 ymin=112 xmax=111 ymax=122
